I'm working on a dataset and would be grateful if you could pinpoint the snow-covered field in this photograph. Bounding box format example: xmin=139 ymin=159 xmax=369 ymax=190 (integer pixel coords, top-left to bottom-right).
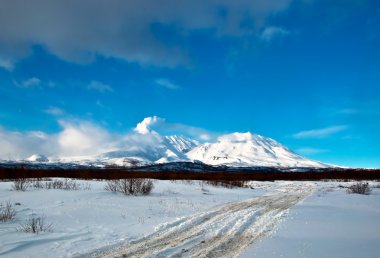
xmin=240 ymin=181 xmax=380 ymax=258
xmin=0 ymin=179 xmax=379 ymax=258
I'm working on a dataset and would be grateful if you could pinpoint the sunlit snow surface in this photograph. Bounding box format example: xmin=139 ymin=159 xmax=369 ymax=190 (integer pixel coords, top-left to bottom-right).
xmin=240 ymin=182 xmax=380 ymax=258
xmin=1 ymin=180 xmax=379 ymax=257
xmin=187 ymin=132 xmax=328 ymax=167
xmin=0 ymin=180 xmax=266 ymax=257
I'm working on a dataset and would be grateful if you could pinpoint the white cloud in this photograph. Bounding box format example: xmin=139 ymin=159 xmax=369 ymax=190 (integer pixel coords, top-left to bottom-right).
xmin=43 ymin=107 xmax=64 ymax=116
xmin=296 ymin=147 xmax=329 ymax=155
xmin=0 ymin=120 xmax=115 ymax=159
xmin=0 ymin=126 xmax=56 ymax=160
xmin=57 ymin=120 xmax=114 ymax=156
xmin=167 ymin=123 xmax=214 ymax=141
xmin=155 ymin=78 xmax=180 ymax=90
xmin=199 ymin=134 xmax=211 ymax=141
xmin=15 ymin=77 xmax=41 ymax=88
xmin=0 ymin=116 xmax=216 ymax=160
xmin=134 ymin=116 xmax=215 ymax=141
xmin=293 ymin=125 xmax=348 ymax=139
xmin=260 ymin=26 xmax=289 ymax=42
xmin=134 ymin=116 xmax=164 ymax=134
xmin=87 ymin=81 xmax=114 ymax=93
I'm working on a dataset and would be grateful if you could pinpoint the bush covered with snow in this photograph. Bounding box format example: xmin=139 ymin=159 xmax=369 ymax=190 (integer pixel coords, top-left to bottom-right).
xmin=347 ymin=182 xmax=372 ymax=195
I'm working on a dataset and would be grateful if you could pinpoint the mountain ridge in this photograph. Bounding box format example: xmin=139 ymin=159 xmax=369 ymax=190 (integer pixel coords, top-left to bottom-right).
xmin=16 ymin=131 xmax=331 ymax=168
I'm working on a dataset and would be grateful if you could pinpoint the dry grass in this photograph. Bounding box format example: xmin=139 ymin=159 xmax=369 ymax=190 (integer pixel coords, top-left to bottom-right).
xmin=0 ymin=201 xmax=16 ymax=222
xmin=18 ymin=215 xmax=53 ymax=234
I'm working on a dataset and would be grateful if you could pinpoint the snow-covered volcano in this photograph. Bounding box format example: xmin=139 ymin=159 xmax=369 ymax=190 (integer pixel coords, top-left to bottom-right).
xmin=18 ymin=131 xmax=329 ymax=168
xmin=99 ymin=135 xmax=198 ymax=164
xmin=187 ymin=132 xmax=327 ymax=167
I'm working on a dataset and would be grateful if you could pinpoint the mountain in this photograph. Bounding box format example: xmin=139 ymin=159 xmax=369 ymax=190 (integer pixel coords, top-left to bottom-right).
xmin=25 ymin=154 xmax=49 ymax=162
xmin=17 ymin=132 xmax=329 ymax=168
xmin=187 ymin=132 xmax=328 ymax=168
xmin=98 ymin=135 xmax=199 ymax=165
xmin=164 ymin=135 xmax=199 ymax=153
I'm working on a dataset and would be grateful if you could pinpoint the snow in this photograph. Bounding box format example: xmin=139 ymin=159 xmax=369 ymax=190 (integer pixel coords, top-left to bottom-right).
xmin=239 ymin=182 xmax=380 ymax=258
xmin=25 ymin=154 xmax=49 ymax=163
xmin=94 ymin=182 xmax=314 ymax=258
xmin=95 ymin=135 xmax=198 ymax=164
xmin=9 ymin=130 xmax=330 ymax=168
xmin=0 ymin=179 xmax=265 ymax=257
xmin=164 ymin=135 xmax=199 ymax=153
xmin=187 ymin=132 xmax=328 ymax=167
xmin=1 ymin=180 xmax=378 ymax=257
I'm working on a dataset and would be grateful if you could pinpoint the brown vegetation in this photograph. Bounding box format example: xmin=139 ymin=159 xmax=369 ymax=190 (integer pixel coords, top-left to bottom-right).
xmin=105 ymin=178 xmax=154 ymax=195
xmin=1 ymin=167 xmax=380 ymax=181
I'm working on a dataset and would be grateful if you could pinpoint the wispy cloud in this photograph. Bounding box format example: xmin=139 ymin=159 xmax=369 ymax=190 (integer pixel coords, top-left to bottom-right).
xmin=0 ymin=58 xmax=14 ymax=71
xmin=293 ymin=125 xmax=348 ymax=139
xmin=0 ymin=126 xmax=54 ymax=160
xmin=296 ymin=147 xmax=329 ymax=155
xmin=14 ymin=77 xmax=41 ymax=89
xmin=57 ymin=119 xmax=114 ymax=156
xmin=43 ymin=107 xmax=64 ymax=116
xmin=87 ymin=81 xmax=114 ymax=93
xmin=260 ymin=26 xmax=289 ymax=42
xmin=155 ymin=78 xmax=180 ymax=90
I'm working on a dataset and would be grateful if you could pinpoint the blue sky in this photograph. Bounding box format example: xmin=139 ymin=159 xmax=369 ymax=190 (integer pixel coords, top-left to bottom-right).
xmin=0 ymin=0 xmax=379 ymax=167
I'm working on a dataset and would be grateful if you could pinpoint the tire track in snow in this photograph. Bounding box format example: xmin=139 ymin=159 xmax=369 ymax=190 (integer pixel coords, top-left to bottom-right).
xmin=88 ymin=183 xmax=314 ymax=258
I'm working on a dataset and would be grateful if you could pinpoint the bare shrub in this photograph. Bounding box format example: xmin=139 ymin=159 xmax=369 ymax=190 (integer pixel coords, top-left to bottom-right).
xmin=21 ymin=178 xmax=91 ymax=191
xmin=0 ymin=202 xmax=16 ymax=222
xmin=104 ymin=179 xmax=154 ymax=195
xmin=31 ymin=178 xmax=45 ymax=189
xmin=81 ymin=182 xmax=92 ymax=190
xmin=12 ymin=178 xmax=30 ymax=191
xmin=347 ymin=182 xmax=372 ymax=195
xmin=44 ymin=179 xmax=79 ymax=190
xmin=62 ymin=179 xmax=79 ymax=190
xmin=18 ymin=215 xmax=53 ymax=234
xmin=140 ymin=180 xmax=154 ymax=195
xmin=204 ymin=180 xmax=247 ymax=189
xmin=104 ymin=180 xmax=119 ymax=192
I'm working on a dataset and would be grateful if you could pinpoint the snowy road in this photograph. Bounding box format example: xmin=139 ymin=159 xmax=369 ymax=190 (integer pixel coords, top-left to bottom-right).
xmin=87 ymin=183 xmax=314 ymax=258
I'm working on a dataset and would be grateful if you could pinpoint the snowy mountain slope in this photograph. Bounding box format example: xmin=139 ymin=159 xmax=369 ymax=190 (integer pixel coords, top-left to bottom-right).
xmin=98 ymin=134 xmax=198 ymax=164
xmin=17 ymin=132 xmax=329 ymax=168
xmin=187 ymin=132 xmax=328 ymax=167
xmin=164 ymin=135 xmax=199 ymax=153
xmin=25 ymin=154 xmax=49 ymax=162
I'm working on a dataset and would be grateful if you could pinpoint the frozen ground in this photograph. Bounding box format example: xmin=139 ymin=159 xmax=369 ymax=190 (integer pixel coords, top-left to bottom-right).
xmin=0 ymin=180 xmax=379 ymax=258
xmin=0 ymin=179 xmax=268 ymax=257
xmin=240 ymin=182 xmax=380 ymax=258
